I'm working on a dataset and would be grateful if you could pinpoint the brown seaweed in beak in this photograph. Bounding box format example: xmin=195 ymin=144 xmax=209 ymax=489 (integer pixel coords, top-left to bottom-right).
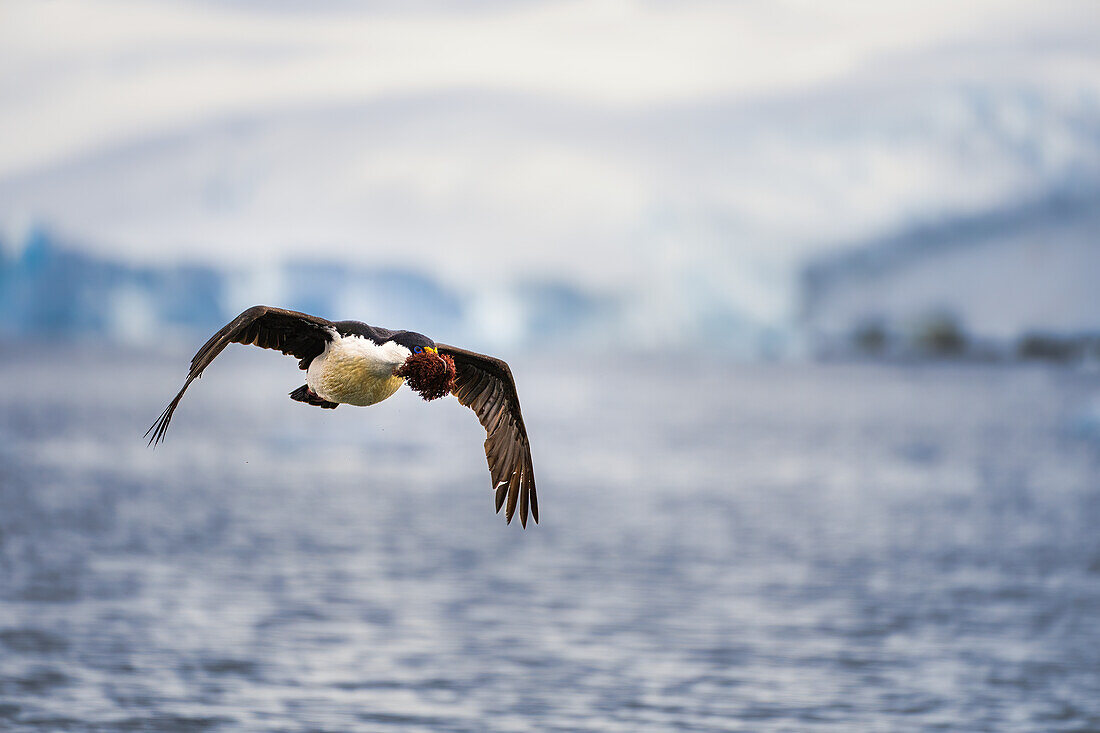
xmin=395 ymin=350 xmax=456 ymax=401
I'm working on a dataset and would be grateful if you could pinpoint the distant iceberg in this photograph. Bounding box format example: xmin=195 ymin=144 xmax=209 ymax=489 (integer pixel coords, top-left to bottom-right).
xmin=5 ymin=228 xmax=766 ymax=353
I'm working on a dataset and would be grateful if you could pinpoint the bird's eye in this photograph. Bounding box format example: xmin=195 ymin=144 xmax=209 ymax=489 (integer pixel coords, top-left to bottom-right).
xmin=413 ymin=346 xmax=423 ymax=354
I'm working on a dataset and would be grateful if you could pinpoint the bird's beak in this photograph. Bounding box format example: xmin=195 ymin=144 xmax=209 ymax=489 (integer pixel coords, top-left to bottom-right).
xmin=425 ymin=347 xmax=438 ymax=354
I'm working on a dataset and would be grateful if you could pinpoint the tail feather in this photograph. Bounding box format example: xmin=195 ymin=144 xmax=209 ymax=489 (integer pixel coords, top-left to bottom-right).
xmin=289 ymin=385 xmax=339 ymax=409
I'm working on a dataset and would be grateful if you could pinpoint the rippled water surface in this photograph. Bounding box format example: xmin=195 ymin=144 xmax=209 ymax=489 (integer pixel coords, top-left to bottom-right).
xmin=1 ymin=346 xmax=1099 ymax=731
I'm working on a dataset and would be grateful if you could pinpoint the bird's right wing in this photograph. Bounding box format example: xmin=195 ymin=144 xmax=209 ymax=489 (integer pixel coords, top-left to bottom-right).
xmin=436 ymin=343 xmax=538 ymax=527
xmin=146 ymin=305 xmax=336 ymax=446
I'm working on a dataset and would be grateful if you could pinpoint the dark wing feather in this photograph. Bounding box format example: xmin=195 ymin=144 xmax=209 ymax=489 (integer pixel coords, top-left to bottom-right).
xmin=146 ymin=306 xmax=336 ymax=446
xmin=437 ymin=344 xmax=538 ymax=527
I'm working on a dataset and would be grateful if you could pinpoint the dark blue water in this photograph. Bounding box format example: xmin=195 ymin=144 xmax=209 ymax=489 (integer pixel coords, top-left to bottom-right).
xmin=1 ymin=345 xmax=1099 ymax=731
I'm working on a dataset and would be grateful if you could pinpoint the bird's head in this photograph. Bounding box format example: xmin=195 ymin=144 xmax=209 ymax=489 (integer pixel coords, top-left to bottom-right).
xmin=391 ymin=331 xmax=436 ymax=354
xmin=392 ymin=332 xmax=456 ymax=401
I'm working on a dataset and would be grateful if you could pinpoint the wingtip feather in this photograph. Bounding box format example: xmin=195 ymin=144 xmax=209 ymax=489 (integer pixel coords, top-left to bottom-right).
xmin=529 ymin=482 xmax=539 ymax=525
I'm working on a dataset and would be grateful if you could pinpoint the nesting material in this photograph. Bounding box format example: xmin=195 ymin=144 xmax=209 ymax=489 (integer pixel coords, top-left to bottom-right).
xmin=396 ymin=351 xmax=457 ymax=401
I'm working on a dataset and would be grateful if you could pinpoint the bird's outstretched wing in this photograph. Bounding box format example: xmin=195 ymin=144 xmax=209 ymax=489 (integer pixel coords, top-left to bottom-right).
xmin=437 ymin=344 xmax=538 ymax=527
xmin=146 ymin=305 xmax=336 ymax=446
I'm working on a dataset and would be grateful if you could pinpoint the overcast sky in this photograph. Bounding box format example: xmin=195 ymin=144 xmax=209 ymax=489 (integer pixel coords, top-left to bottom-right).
xmin=2 ymin=0 xmax=1099 ymax=321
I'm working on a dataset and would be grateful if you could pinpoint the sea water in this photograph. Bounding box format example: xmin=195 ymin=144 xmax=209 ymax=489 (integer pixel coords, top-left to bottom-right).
xmin=0 ymin=345 xmax=1098 ymax=731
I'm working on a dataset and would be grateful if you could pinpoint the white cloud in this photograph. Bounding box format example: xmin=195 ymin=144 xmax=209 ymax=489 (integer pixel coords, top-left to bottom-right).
xmin=3 ymin=0 xmax=1095 ymax=176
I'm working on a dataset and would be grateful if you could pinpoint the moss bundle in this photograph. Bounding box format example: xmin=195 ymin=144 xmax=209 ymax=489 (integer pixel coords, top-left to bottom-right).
xmin=396 ymin=351 xmax=456 ymax=401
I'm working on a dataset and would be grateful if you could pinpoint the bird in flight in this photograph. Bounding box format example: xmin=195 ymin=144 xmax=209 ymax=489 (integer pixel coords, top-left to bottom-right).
xmin=147 ymin=305 xmax=538 ymax=527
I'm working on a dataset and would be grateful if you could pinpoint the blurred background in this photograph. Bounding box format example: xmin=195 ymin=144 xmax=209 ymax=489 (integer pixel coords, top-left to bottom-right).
xmin=1 ymin=2 xmax=1099 ymax=731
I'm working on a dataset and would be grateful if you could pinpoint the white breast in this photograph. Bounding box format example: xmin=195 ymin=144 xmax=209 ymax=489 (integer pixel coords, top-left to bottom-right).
xmin=306 ymin=335 xmax=410 ymax=406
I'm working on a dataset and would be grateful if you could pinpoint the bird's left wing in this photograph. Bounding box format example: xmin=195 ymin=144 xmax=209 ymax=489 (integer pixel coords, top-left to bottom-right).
xmin=436 ymin=344 xmax=538 ymax=527
xmin=146 ymin=305 xmax=336 ymax=446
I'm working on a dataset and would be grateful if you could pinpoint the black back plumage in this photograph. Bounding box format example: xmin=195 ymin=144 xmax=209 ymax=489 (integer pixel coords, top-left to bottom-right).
xmin=331 ymin=320 xmax=398 ymax=346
